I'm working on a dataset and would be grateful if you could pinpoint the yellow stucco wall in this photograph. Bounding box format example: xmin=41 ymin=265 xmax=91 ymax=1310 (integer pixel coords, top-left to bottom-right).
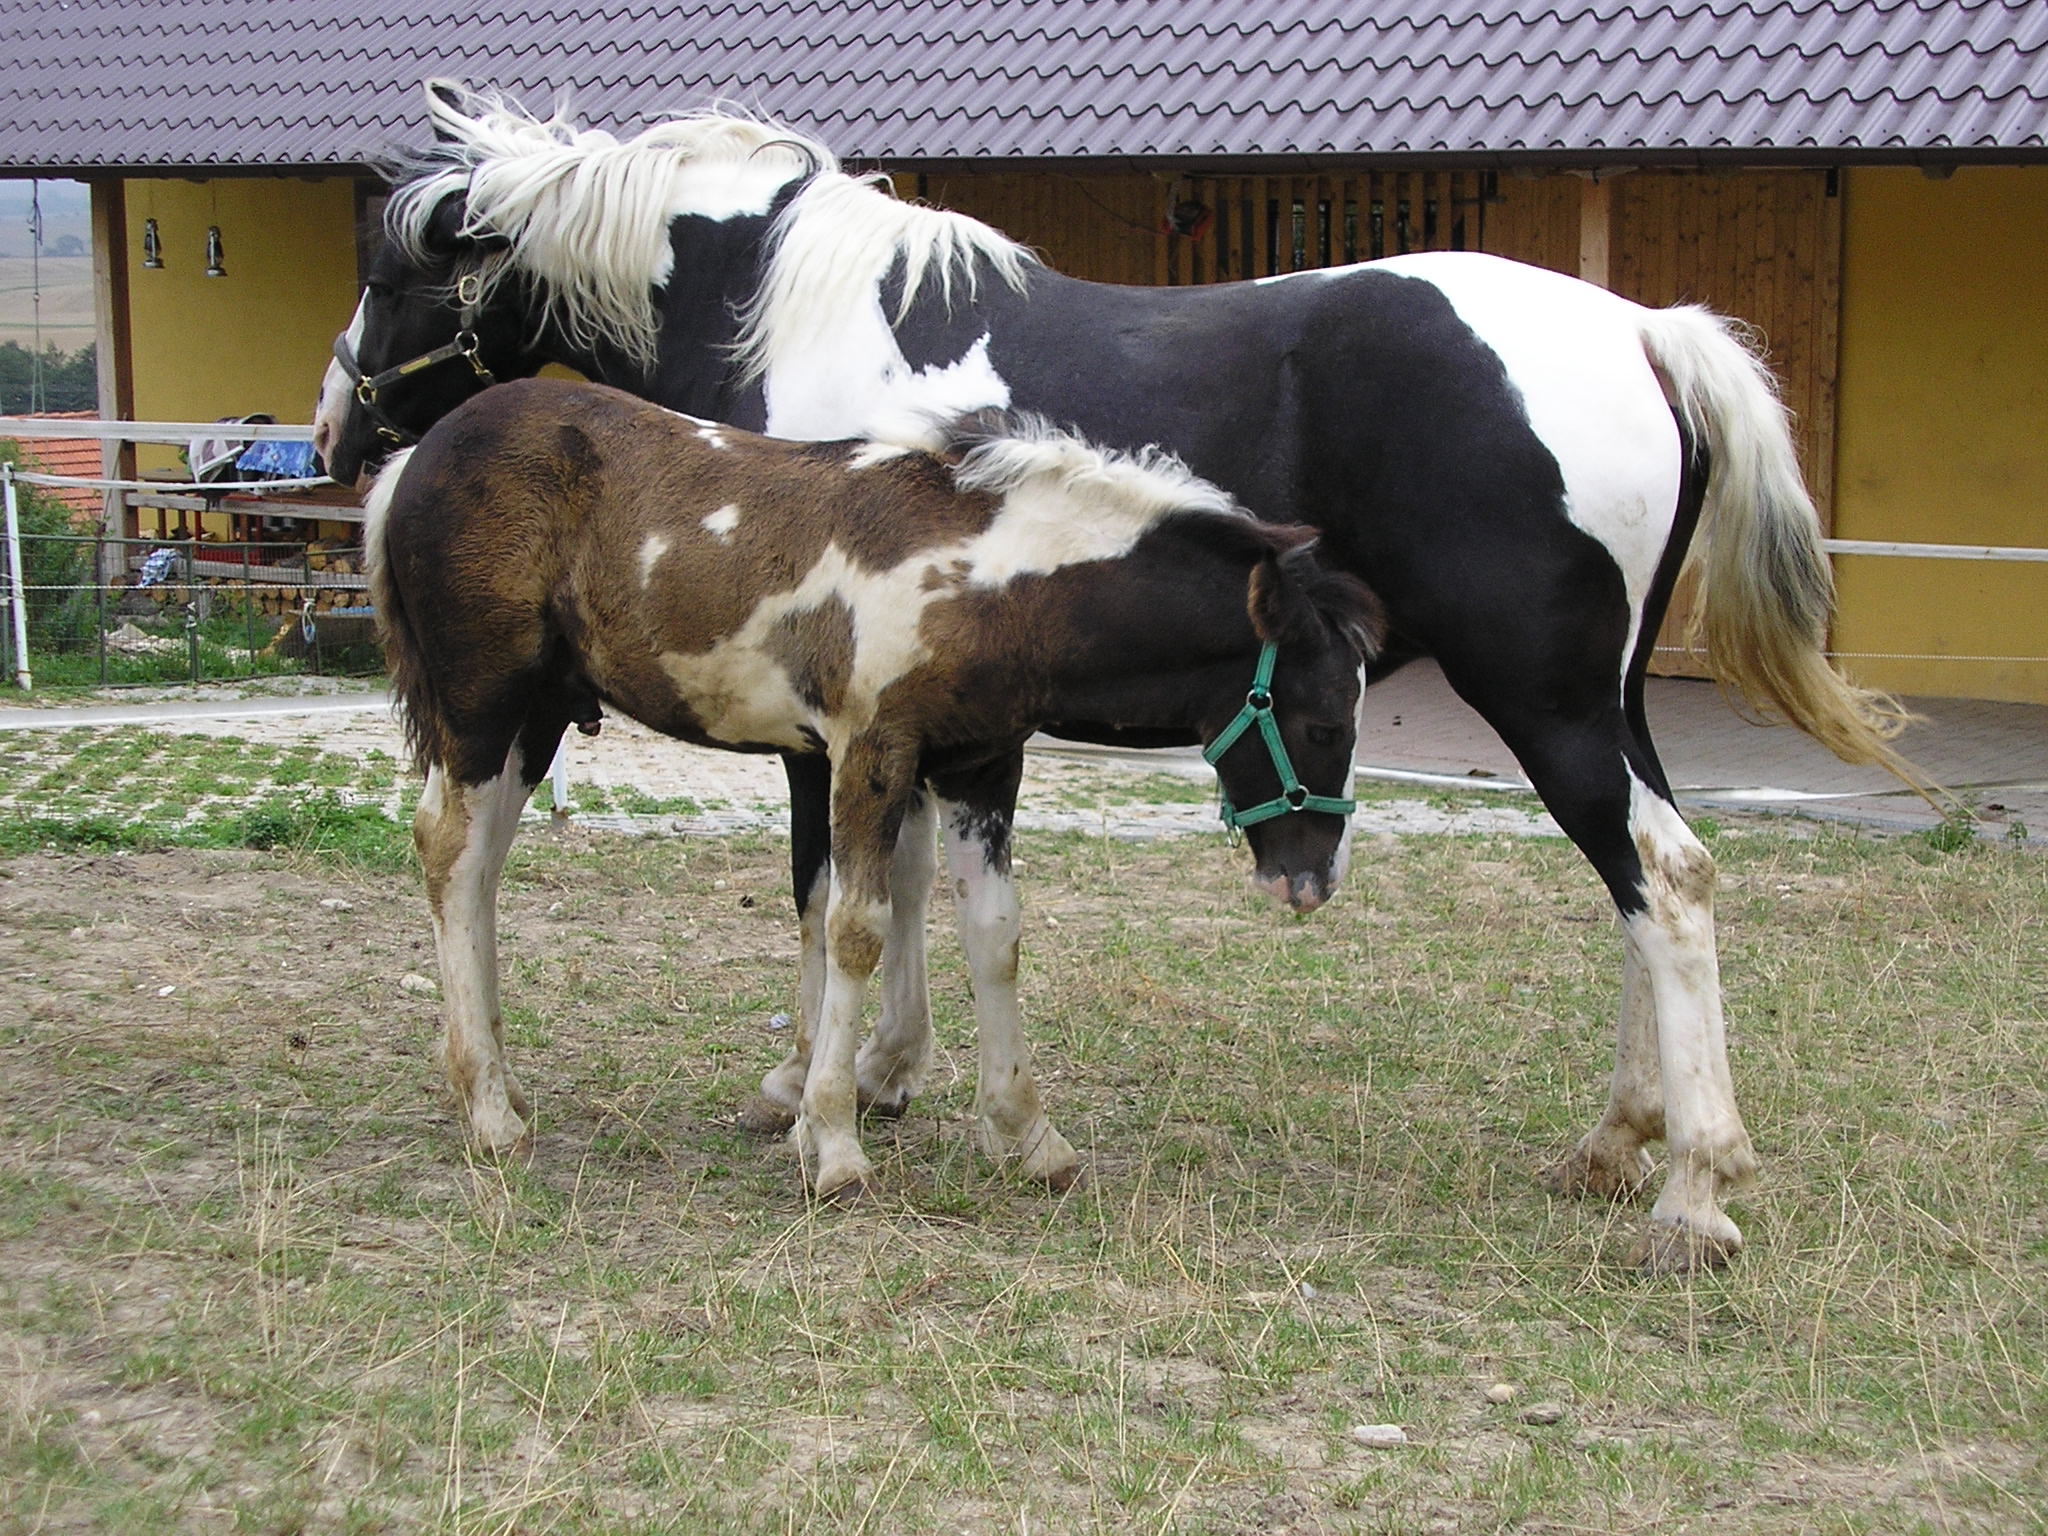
xmin=1834 ymin=166 xmax=2048 ymax=703
xmin=123 ymin=176 xmax=361 ymax=500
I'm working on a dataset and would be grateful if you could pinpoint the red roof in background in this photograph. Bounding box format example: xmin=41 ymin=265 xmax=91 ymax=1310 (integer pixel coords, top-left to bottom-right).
xmin=0 ymin=1 xmax=2043 ymax=173
xmin=11 ymin=411 xmax=102 ymax=520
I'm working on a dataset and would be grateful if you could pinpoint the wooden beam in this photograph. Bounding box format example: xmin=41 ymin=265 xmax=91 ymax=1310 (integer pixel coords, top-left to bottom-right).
xmin=88 ymin=178 xmax=136 ymax=554
xmin=1578 ymin=174 xmax=1612 ymax=289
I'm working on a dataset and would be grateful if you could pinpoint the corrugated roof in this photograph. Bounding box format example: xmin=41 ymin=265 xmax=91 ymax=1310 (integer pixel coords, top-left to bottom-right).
xmin=1 ymin=0 xmax=2043 ymax=172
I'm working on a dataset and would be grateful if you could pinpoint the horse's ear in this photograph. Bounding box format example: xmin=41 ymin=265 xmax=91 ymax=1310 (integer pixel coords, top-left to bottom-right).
xmin=1248 ymin=539 xmax=1388 ymax=660
xmin=424 ymin=80 xmax=475 ymax=144
xmin=421 ymin=192 xmax=470 ymax=254
xmin=421 ymin=191 xmax=513 ymax=258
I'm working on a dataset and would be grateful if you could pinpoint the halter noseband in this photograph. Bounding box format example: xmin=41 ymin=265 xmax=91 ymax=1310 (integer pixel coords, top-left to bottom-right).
xmin=1202 ymin=642 xmax=1357 ymax=833
xmin=333 ymin=272 xmax=497 ymax=449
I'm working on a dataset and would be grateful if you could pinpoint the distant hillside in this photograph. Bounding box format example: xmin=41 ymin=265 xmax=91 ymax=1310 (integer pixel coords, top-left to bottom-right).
xmin=0 ymin=182 xmax=95 ymax=350
xmin=0 ymin=180 xmax=91 ymax=260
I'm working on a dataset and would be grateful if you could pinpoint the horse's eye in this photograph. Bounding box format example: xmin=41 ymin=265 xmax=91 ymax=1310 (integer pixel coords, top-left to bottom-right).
xmin=1306 ymin=724 xmax=1342 ymax=747
xmin=364 ymin=282 xmax=393 ymax=301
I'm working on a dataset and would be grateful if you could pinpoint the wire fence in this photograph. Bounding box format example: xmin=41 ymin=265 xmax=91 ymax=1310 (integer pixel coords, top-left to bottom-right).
xmin=0 ymin=531 xmax=379 ymax=688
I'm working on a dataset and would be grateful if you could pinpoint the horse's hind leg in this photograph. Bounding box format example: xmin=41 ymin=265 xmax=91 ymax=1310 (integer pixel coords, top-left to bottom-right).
xmin=1617 ymin=776 xmax=1757 ymax=1273
xmin=1553 ymin=935 xmax=1661 ymax=1199
xmin=1505 ymin=712 xmax=1757 ymax=1271
xmin=415 ymin=715 xmax=564 ymax=1153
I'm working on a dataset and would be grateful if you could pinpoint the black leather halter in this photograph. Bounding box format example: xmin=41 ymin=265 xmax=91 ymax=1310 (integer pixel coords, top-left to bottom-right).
xmin=333 ymin=272 xmax=497 ymax=448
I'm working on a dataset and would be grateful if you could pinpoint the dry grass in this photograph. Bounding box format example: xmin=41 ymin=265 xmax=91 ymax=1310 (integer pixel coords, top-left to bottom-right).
xmin=0 ymin=751 xmax=2043 ymax=1532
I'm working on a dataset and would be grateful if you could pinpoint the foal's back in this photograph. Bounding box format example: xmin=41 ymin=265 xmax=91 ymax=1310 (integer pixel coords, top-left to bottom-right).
xmin=377 ymin=378 xmax=1000 ymax=756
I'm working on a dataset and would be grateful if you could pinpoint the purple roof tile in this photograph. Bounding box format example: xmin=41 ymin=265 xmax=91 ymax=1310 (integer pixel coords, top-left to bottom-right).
xmin=0 ymin=0 xmax=2043 ymax=173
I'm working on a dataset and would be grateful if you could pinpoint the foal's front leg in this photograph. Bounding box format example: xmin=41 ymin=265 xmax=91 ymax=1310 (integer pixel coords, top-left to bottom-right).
xmin=932 ymin=759 xmax=1080 ymax=1189
xmin=414 ymin=752 xmax=540 ymax=1153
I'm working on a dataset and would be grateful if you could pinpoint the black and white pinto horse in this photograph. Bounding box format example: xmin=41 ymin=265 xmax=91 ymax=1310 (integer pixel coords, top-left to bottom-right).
xmin=367 ymin=376 xmax=1377 ymax=1199
xmin=314 ymin=84 xmax=1920 ymax=1270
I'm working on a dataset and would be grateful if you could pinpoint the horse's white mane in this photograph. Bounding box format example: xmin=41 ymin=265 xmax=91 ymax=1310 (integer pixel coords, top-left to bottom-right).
xmin=388 ymin=83 xmax=1032 ymax=376
xmin=949 ymin=415 xmax=1242 ymax=529
xmin=735 ymin=174 xmax=1034 ymax=384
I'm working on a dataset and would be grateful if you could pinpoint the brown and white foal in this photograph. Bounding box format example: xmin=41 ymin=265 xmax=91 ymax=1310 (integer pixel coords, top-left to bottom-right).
xmin=368 ymin=377 xmax=1381 ymax=1199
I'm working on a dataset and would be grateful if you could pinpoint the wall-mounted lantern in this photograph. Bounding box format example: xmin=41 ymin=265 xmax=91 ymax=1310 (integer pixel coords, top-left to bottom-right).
xmin=205 ymin=225 xmax=227 ymax=278
xmin=142 ymin=217 xmax=164 ymax=269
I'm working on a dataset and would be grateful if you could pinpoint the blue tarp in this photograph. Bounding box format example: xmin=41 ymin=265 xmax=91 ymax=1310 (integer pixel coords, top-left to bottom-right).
xmin=236 ymin=439 xmax=320 ymax=479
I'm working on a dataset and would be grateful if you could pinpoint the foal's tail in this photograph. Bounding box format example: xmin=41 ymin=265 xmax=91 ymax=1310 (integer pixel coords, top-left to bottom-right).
xmin=362 ymin=448 xmax=449 ymax=772
xmin=1635 ymin=306 xmax=1934 ymax=797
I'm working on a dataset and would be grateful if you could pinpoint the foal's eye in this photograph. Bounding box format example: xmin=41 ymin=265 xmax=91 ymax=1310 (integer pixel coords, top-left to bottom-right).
xmin=1306 ymin=724 xmax=1342 ymax=747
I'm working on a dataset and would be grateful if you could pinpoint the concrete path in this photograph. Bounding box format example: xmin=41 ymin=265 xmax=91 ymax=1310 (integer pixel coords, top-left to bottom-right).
xmin=4 ymin=666 xmax=2041 ymax=838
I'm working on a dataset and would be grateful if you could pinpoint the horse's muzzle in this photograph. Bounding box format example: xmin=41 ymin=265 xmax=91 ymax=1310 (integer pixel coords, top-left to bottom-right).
xmin=1251 ymin=868 xmax=1332 ymax=913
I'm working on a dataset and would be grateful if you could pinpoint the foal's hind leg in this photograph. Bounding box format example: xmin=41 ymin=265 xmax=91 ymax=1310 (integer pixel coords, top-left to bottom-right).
xmin=747 ymin=763 xmax=936 ymax=1132
xmin=415 ymin=749 xmax=541 ymax=1153
xmin=856 ymin=790 xmax=939 ymax=1117
xmin=931 ymin=762 xmax=1079 ymax=1189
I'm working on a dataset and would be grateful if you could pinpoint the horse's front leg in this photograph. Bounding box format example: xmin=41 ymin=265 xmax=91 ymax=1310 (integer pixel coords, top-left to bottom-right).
xmin=414 ymin=752 xmax=542 ymax=1153
xmin=931 ymin=758 xmax=1081 ymax=1190
xmin=795 ymin=737 xmax=920 ymax=1200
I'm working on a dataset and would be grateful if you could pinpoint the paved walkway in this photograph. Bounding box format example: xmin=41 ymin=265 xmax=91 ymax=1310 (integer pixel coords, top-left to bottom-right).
xmin=1355 ymin=661 xmax=2047 ymax=838
xmin=3 ymin=667 xmax=2042 ymax=839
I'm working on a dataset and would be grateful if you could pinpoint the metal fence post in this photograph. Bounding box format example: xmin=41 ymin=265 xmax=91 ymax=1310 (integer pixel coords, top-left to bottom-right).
xmin=3 ymin=463 xmax=31 ymax=690
xmin=96 ymin=532 xmax=108 ymax=683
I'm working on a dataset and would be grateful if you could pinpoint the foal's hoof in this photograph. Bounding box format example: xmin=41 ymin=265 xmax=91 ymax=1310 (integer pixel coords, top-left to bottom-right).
xmin=736 ymin=1096 xmax=798 ymax=1137
xmin=1549 ymin=1134 xmax=1654 ymax=1202
xmin=1628 ymin=1220 xmax=1740 ymax=1277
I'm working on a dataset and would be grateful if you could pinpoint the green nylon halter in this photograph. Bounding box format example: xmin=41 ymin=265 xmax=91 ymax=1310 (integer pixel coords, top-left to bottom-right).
xmin=1202 ymin=642 xmax=1357 ymax=832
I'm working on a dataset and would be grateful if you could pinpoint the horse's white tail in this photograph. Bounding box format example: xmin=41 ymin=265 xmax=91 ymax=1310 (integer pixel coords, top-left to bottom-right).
xmin=361 ymin=448 xmax=448 ymax=771
xmin=1636 ymin=306 xmax=1933 ymax=795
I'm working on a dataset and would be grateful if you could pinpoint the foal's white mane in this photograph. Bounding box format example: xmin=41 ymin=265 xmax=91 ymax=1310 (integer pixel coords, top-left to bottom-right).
xmin=389 ymin=83 xmax=1032 ymax=376
xmin=949 ymin=416 xmax=1243 ymax=532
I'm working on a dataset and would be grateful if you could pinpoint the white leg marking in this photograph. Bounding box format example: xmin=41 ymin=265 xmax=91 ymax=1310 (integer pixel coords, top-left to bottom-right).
xmin=942 ymin=807 xmax=1079 ymax=1188
xmin=1624 ymin=773 xmax=1757 ymax=1271
xmin=855 ymin=794 xmax=938 ymax=1116
xmin=418 ymin=754 xmax=536 ymax=1153
xmin=795 ymin=876 xmax=882 ymax=1200
xmin=1555 ymin=922 xmax=1662 ymax=1199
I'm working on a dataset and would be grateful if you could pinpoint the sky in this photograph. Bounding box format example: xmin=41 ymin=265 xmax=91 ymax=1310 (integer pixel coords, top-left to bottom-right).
xmin=0 ymin=180 xmax=92 ymax=259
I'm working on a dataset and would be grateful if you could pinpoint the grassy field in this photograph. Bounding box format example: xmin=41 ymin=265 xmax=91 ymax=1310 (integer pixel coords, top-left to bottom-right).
xmin=0 ymin=726 xmax=2043 ymax=1533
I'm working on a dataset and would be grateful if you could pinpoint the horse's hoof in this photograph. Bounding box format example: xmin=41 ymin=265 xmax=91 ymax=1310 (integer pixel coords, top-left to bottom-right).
xmin=467 ymin=1104 xmax=531 ymax=1158
xmin=813 ymin=1167 xmax=875 ymax=1205
xmin=1549 ymin=1134 xmax=1654 ymax=1202
xmin=737 ymin=1096 xmax=797 ymax=1136
xmin=1039 ymin=1159 xmax=1083 ymax=1194
xmin=1628 ymin=1221 xmax=1740 ymax=1277
xmin=859 ymin=1089 xmax=913 ymax=1121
